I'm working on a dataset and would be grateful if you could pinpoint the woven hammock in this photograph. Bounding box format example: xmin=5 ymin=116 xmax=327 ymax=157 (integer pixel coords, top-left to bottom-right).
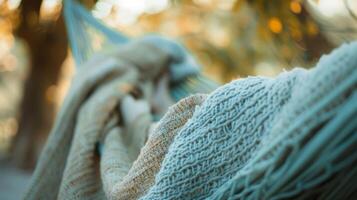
xmin=63 ymin=0 xmax=218 ymax=102
xmin=25 ymin=2 xmax=357 ymax=198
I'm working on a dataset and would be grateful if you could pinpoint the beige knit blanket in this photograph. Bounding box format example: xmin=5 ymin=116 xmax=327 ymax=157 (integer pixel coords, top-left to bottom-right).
xmin=25 ymin=40 xmax=206 ymax=200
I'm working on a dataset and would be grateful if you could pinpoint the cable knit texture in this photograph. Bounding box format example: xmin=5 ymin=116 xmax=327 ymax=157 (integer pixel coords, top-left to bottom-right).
xmin=141 ymin=41 xmax=357 ymax=200
xmin=112 ymin=94 xmax=206 ymax=199
xmin=25 ymin=37 xmax=202 ymax=200
xmin=209 ymin=41 xmax=357 ymax=200
xmin=26 ymin=40 xmax=357 ymax=200
xmin=140 ymin=68 xmax=304 ymax=200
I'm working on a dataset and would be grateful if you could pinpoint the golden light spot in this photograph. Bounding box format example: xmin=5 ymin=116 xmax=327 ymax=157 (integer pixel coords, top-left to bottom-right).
xmin=290 ymin=1 xmax=302 ymax=14
xmin=7 ymin=0 xmax=22 ymax=10
xmin=40 ymin=0 xmax=62 ymax=22
xmin=268 ymin=17 xmax=283 ymax=34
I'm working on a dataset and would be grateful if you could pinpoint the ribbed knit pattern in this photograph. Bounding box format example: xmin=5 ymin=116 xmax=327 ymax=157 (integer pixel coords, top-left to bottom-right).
xmin=141 ymin=41 xmax=357 ymax=200
xmin=111 ymin=94 xmax=206 ymax=199
xmin=141 ymin=69 xmax=304 ymax=200
xmin=26 ymin=39 xmax=357 ymax=200
xmin=100 ymin=112 xmax=152 ymax=199
xmin=25 ymin=38 xmax=196 ymax=200
xmin=26 ymin=55 xmax=136 ymax=200
xmin=209 ymin=41 xmax=357 ymax=199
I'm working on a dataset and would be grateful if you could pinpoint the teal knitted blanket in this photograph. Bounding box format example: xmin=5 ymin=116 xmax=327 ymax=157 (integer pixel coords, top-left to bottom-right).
xmin=141 ymin=41 xmax=357 ymax=199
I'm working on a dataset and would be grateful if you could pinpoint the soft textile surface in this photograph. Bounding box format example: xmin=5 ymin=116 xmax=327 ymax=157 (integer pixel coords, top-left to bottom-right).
xmin=25 ymin=37 xmax=200 ymax=199
xmin=141 ymin=65 xmax=304 ymax=199
xmin=26 ymin=41 xmax=357 ymax=200
xmin=208 ymin=42 xmax=357 ymax=200
xmin=111 ymin=94 xmax=206 ymax=199
xmin=140 ymin=41 xmax=357 ymax=199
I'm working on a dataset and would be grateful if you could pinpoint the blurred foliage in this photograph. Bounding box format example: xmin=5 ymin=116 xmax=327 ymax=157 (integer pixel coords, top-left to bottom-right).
xmin=94 ymin=0 xmax=332 ymax=82
xmin=0 ymin=0 xmax=67 ymax=162
xmin=0 ymin=0 xmax=331 ymax=82
xmin=0 ymin=0 xmax=337 ymax=157
xmin=0 ymin=2 xmax=24 ymax=157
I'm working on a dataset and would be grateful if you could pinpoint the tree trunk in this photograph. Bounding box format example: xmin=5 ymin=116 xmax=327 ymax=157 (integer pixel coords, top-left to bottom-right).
xmin=11 ymin=0 xmax=68 ymax=170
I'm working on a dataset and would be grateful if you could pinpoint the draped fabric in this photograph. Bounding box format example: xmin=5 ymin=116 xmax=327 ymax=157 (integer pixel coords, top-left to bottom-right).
xmin=25 ymin=38 xmax=203 ymax=199
xmin=140 ymin=41 xmax=357 ymax=199
xmin=26 ymin=40 xmax=357 ymax=200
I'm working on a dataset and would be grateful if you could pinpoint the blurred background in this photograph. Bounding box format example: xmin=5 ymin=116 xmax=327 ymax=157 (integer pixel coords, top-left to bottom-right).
xmin=0 ymin=0 xmax=356 ymax=198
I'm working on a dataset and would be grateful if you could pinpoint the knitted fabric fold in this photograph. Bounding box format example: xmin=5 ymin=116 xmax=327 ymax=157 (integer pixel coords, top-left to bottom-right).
xmin=26 ymin=54 xmax=138 ymax=199
xmin=141 ymin=68 xmax=305 ymax=200
xmin=209 ymin=41 xmax=357 ymax=200
xmin=140 ymin=41 xmax=357 ymax=200
xmin=111 ymin=94 xmax=206 ymax=199
xmin=25 ymin=37 xmax=199 ymax=199
xmin=26 ymin=39 xmax=357 ymax=200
